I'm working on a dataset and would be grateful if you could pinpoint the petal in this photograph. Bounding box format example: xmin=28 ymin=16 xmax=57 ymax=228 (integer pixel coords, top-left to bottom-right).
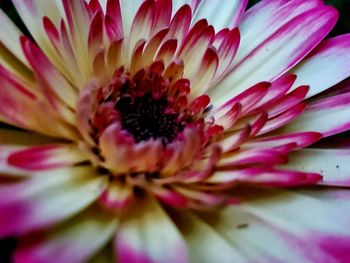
xmin=14 ymin=206 xmax=117 ymax=263
xmin=116 ymin=196 xmax=189 ymax=263
xmin=189 ymin=47 xmax=219 ymax=97
xmin=0 ymin=9 xmax=30 ymax=68
xmin=258 ymin=102 xmax=307 ymax=135
xmin=0 ymin=167 xmax=107 ymax=236
xmin=280 ymin=92 xmax=350 ymax=137
xmin=192 ymin=0 xmax=248 ymax=30
xmin=0 ymin=66 xmax=76 ymax=139
xmin=171 ymin=210 xmax=245 ymax=262
xmin=281 ymin=147 xmax=350 ymax=187
xmin=236 ymin=0 xmax=323 ymax=67
xmin=105 ymin=0 xmax=123 ymax=40
xmin=198 ymin=187 xmax=350 ymax=262
xmin=246 ymin=132 xmax=322 ymax=149
xmin=21 ymin=37 xmax=78 ymax=109
xmin=167 ymin=5 xmax=192 ymax=46
xmin=209 ymin=168 xmax=320 ymax=187
xmin=172 ymin=0 xmax=201 ymax=15
xmin=218 ymin=148 xmax=288 ymax=167
xmin=119 ymin=0 xmax=145 ymax=45
xmin=99 ymin=123 xmax=163 ymax=174
xmin=7 ymin=144 xmax=87 ymax=171
xmin=210 ymin=4 xmax=337 ymax=106
xmin=211 ymin=28 xmax=240 ymax=84
xmin=12 ymin=0 xmax=85 ymax=83
xmin=99 ymin=180 xmax=134 ymax=212
xmin=291 ymin=34 xmax=350 ymax=98
xmin=129 ymin=0 xmax=156 ymax=60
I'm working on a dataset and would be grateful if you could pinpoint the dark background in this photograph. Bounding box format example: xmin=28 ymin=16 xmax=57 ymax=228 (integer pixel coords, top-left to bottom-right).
xmin=0 ymin=0 xmax=350 ymax=262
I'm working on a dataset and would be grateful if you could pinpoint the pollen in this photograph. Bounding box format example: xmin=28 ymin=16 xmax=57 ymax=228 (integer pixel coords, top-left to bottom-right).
xmin=115 ymin=93 xmax=184 ymax=145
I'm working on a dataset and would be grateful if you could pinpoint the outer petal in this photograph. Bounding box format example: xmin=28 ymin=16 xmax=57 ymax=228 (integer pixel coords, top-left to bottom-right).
xmin=192 ymin=0 xmax=248 ymax=30
xmin=0 ymin=8 xmax=30 ymax=68
xmin=171 ymin=210 xmax=245 ymax=262
xmin=0 ymin=66 xmax=77 ymax=139
xmin=11 ymin=0 xmax=85 ymax=83
xmin=0 ymin=144 xmax=87 ymax=176
xmin=291 ymin=34 xmax=350 ymax=98
xmin=172 ymin=0 xmax=201 ymax=15
xmin=280 ymin=91 xmax=350 ymax=137
xmin=119 ymin=0 xmax=145 ymax=44
xmin=21 ymin=37 xmax=78 ymax=109
xmin=281 ymin=147 xmax=350 ymax=187
xmin=116 ymin=196 xmax=189 ymax=263
xmin=210 ymin=3 xmax=337 ymax=106
xmin=0 ymin=167 xmax=108 ymax=237
xmin=7 ymin=144 xmax=87 ymax=171
xmin=235 ymin=0 xmax=322 ymax=65
xmin=197 ymin=187 xmax=350 ymax=262
xmin=14 ymin=206 xmax=117 ymax=263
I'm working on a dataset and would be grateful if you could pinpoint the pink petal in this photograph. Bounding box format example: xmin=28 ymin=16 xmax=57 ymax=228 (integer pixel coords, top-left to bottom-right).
xmin=167 ymin=5 xmax=192 ymax=45
xmin=105 ymin=0 xmax=123 ymax=40
xmin=0 ymin=8 xmax=30 ymax=68
xmin=0 ymin=66 xmax=75 ymax=139
xmin=198 ymin=187 xmax=350 ymax=262
xmin=192 ymin=0 xmax=248 ymax=30
xmin=99 ymin=123 xmax=163 ymax=174
xmin=209 ymin=168 xmax=321 ymax=187
xmin=7 ymin=145 xmax=87 ymax=171
xmin=280 ymin=91 xmax=350 ymax=137
xmin=14 ymin=207 xmax=116 ymax=263
xmin=21 ymin=37 xmax=78 ymax=109
xmin=246 ymin=132 xmax=322 ymax=149
xmin=116 ymin=197 xmax=189 ymax=263
xmin=291 ymin=34 xmax=350 ymax=98
xmin=172 ymin=211 xmax=245 ymax=261
xmin=0 ymin=167 xmax=107 ymax=237
xmin=282 ymin=147 xmax=350 ymax=187
xmin=211 ymin=4 xmax=337 ymax=106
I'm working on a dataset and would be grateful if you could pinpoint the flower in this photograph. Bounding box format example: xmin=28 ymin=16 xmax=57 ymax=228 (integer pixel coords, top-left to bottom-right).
xmin=1 ymin=0 xmax=350 ymax=262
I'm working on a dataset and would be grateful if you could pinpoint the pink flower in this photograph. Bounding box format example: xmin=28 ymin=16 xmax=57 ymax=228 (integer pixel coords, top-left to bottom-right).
xmin=1 ymin=0 xmax=350 ymax=262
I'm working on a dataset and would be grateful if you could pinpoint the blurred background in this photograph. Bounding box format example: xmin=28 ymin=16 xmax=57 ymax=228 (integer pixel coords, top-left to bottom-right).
xmin=0 ymin=0 xmax=350 ymax=262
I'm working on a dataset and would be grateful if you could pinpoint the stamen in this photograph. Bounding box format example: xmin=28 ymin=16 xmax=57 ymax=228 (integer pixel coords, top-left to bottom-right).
xmin=115 ymin=93 xmax=184 ymax=144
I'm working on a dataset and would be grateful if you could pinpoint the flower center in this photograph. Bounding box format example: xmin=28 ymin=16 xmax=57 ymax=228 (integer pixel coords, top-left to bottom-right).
xmin=115 ymin=93 xmax=184 ymax=144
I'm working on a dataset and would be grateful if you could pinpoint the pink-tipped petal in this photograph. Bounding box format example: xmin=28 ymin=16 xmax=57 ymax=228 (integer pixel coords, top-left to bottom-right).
xmin=0 ymin=9 xmax=30 ymax=68
xmin=116 ymin=196 xmax=189 ymax=263
xmin=197 ymin=187 xmax=350 ymax=262
xmin=291 ymin=34 xmax=350 ymax=98
xmin=21 ymin=37 xmax=78 ymax=109
xmin=247 ymin=132 xmax=322 ymax=149
xmin=172 ymin=211 xmax=245 ymax=262
xmin=192 ymin=0 xmax=248 ymax=30
xmin=100 ymin=123 xmax=163 ymax=174
xmin=105 ymin=0 xmax=123 ymax=40
xmin=280 ymin=92 xmax=350 ymax=137
xmin=0 ymin=167 xmax=108 ymax=237
xmin=14 ymin=207 xmax=117 ymax=263
xmin=282 ymin=147 xmax=350 ymax=187
xmin=211 ymin=4 xmax=338 ymax=106
xmin=7 ymin=145 xmax=87 ymax=171
xmin=99 ymin=180 xmax=134 ymax=212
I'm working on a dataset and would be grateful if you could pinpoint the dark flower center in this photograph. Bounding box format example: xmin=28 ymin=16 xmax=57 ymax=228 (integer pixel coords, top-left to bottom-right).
xmin=115 ymin=93 xmax=184 ymax=144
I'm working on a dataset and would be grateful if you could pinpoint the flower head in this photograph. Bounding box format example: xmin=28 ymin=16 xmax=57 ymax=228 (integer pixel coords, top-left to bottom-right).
xmin=1 ymin=0 xmax=350 ymax=262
